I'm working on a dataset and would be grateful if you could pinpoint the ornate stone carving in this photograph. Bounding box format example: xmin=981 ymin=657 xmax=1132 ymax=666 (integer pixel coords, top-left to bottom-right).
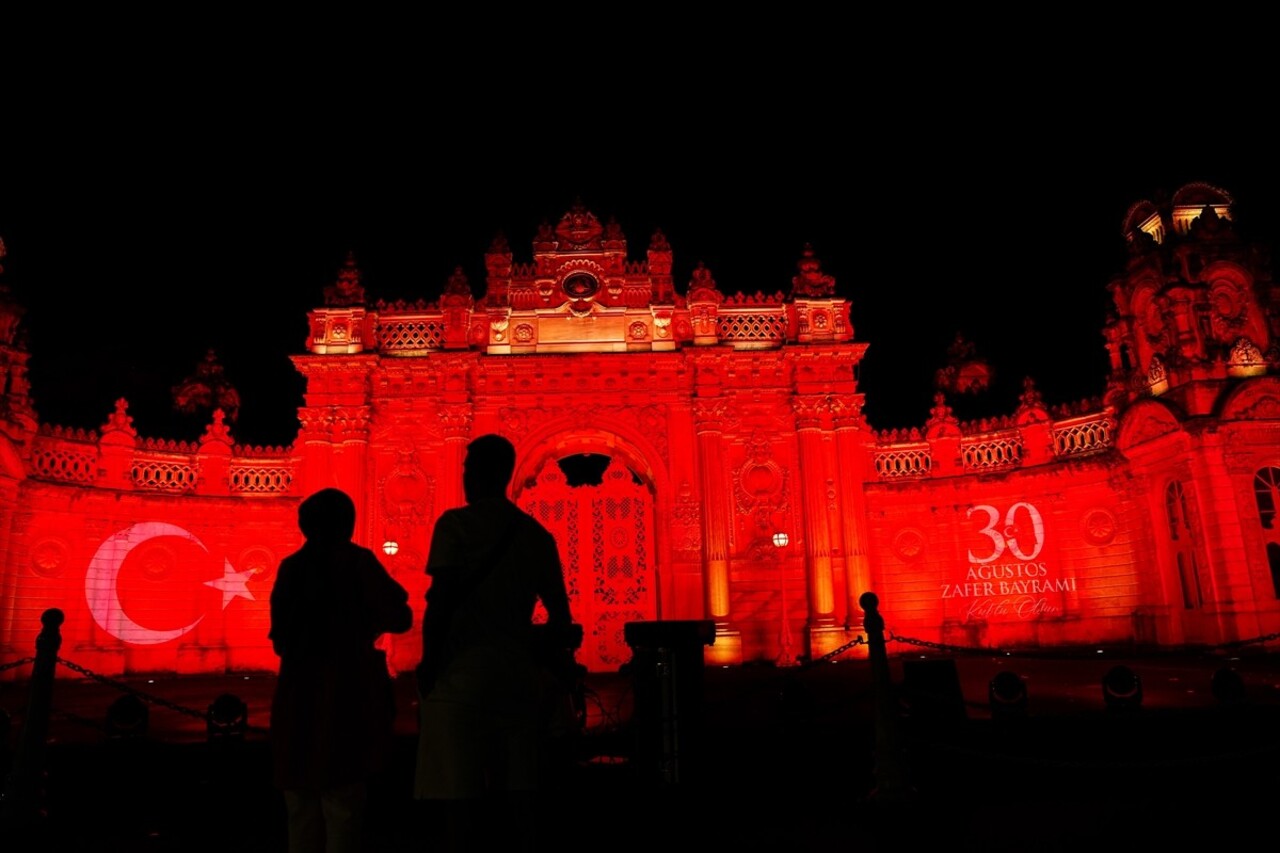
xmin=173 ymin=349 xmax=241 ymax=425
xmin=789 ymin=244 xmax=836 ymax=298
xmin=490 ymin=316 xmax=509 ymax=343
xmin=827 ymin=394 xmax=865 ymax=430
xmin=297 ymin=406 xmax=372 ymax=439
xmin=693 ymin=398 xmax=730 ymax=432
xmin=1080 ymin=509 xmax=1117 ymax=546
xmin=892 ymin=527 xmax=925 ymax=562
xmin=672 ymin=480 xmax=702 ymax=555
xmin=102 ymin=398 xmax=137 ymax=438
xmin=30 ymin=537 xmax=67 ymax=578
xmin=733 ymin=432 xmax=789 ymax=518
xmin=1117 ymin=400 xmax=1180 ymax=448
xmin=1229 ymin=337 xmax=1265 ymax=368
xmin=554 ymin=201 xmax=605 ymax=250
xmin=236 ymin=546 xmax=277 ymax=585
xmin=687 ymin=263 xmax=723 ymax=304
xmin=497 ymin=404 xmax=670 ymax=463
xmin=1234 ymin=393 xmax=1280 ymax=420
xmin=438 ymin=404 xmax=472 ymax=440
xmin=792 ymin=394 xmax=831 ymax=430
xmin=382 ymin=445 xmax=434 ymax=533
xmin=324 ymin=251 xmax=366 ymax=307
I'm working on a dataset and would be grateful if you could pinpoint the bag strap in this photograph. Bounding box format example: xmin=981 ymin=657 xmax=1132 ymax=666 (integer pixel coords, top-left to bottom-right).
xmin=452 ymin=514 xmax=518 ymax=605
xmin=418 ymin=514 xmax=520 ymax=692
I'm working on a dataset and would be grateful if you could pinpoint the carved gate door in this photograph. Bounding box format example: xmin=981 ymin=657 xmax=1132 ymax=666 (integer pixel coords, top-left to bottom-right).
xmin=518 ymin=455 xmax=657 ymax=672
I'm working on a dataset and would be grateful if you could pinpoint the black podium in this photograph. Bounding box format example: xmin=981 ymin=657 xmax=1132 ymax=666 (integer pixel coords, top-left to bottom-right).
xmin=623 ymin=619 xmax=715 ymax=785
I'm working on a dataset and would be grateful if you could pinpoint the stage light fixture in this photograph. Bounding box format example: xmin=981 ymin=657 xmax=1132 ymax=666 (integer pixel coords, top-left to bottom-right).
xmin=207 ymin=692 xmax=248 ymax=741
xmin=105 ymin=693 xmax=149 ymax=739
xmin=988 ymin=670 xmax=1028 ymax=720
xmin=1101 ymin=664 xmax=1143 ymax=712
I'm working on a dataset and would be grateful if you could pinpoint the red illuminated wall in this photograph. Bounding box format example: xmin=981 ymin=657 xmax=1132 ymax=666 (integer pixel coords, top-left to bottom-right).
xmin=1 ymin=188 xmax=1278 ymax=679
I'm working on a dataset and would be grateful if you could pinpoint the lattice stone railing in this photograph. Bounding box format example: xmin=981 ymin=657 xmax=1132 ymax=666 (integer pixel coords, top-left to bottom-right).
xmin=28 ymin=431 xmax=298 ymax=495
xmin=377 ymin=316 xmax=447 ymax=354
xmin=1052 ymin=412 xmax=1116 ymax=457
xmin=28 ymin=442 xmax=97 ymax=484
xmin=871 ymin=410 xmax=1116 ymax=480
xmin=131 ymin=455 xmax=200 ymax=493
xmin=228 ymin=462 xmax=295 ymax=495
xmin=960 ymin=432 xmax=1024 ymax=472
xmin=717 ymin=309 xmax=788 ymax=348
xmin=874 ymin=444 xmax=932 ymax=479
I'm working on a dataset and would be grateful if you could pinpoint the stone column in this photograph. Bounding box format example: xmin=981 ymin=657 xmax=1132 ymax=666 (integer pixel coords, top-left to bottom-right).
xmin=0 ymin=477 xmax=23 ymax=652
xmin=693 ymin=399 xmax=732 ymax=627
xmin=330 ymin=405 xmax=372 ymax=510
xmin=438 ymin=403 xmax=472 ymax=513
xmin=794 ymin=394 xmax=836 ymax=627
xmin=833 ymin=393 xmax=873 ymax=633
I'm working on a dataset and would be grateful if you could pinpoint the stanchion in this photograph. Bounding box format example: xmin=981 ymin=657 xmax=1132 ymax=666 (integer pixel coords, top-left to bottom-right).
xmin=860 ymin=592 xmax=914 ymax=805
xmin=623 ymin=620 xmax=715 ymax=785
xmin=0 ymin=607 xmax=64 ymax=832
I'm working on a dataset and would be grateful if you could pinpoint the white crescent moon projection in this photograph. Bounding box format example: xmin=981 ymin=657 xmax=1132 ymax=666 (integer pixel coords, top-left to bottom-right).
xmin=86 ymin=522 xmax=255 ymax=646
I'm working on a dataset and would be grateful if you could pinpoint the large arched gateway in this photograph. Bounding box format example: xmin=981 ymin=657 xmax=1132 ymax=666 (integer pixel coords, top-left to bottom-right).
xmin=284 ymin=203 xmax=872 ymax=672
xmin=1 ymin=187 xmax=1279 ymax=678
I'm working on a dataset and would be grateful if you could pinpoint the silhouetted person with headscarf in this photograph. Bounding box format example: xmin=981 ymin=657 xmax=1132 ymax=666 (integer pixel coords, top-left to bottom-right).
xmin=414 ymin=433 xmax=573 ymax=852
xmin=269 ymin=487 xmax=413 ymax=853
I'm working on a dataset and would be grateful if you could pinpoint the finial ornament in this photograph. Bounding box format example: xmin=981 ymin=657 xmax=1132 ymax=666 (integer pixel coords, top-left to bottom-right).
xmin=324 ymin=251 xmax=366 ymax=307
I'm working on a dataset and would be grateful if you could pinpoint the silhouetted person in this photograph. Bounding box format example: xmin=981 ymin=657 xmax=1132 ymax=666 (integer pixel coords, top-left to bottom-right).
xmin=414 ymin=434 xmax=573 ymax=853
xmin=269 ymin=487 xmax=413 ymax=853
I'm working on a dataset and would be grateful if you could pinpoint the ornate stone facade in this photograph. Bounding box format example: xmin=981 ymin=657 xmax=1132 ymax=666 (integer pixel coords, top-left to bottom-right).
xmin=1 ymin=187 xmax=1279 ymax=677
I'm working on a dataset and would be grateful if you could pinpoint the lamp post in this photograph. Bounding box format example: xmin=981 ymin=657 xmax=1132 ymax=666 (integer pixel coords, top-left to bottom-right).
xmin=379 ymin=537 xmax=401 ymax=674
xmin=773 ymin=532 xmax=796 ymax=666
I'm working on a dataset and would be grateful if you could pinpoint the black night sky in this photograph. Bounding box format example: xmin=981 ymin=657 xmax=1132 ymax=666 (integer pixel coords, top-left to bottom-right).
xmin=3 ymin=51 xmax=1279 ymax=449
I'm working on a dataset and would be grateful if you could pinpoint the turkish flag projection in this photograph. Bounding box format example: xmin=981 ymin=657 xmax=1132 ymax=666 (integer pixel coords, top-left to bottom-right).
xmin=85 ymin=522 xmax=257 ymax=648
xmin=114 ymin=533 xmax=219 ymax=633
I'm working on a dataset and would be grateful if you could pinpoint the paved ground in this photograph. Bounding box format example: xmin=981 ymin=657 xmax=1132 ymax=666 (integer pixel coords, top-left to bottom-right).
xmin=2 ymin=649 xmax=1280 ymax=851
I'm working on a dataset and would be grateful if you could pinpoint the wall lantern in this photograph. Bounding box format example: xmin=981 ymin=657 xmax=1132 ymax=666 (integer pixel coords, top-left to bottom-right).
xmin=382 ymin=540 xmax=399 ymax=557
xmin=772 ymin=532 xmax=789 ymax=548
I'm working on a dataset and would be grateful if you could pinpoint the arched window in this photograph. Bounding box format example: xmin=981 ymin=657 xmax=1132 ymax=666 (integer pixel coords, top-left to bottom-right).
xmin=1267 ymin=543 xmax=1280 ymax=600
xmin=1255 ymin=468 xmax=1280 ymax=597
xmin=1254 ymin=467 xmax=1280 ymax=530
xmin=1165 ymin=481 xmax=1202 ymax=609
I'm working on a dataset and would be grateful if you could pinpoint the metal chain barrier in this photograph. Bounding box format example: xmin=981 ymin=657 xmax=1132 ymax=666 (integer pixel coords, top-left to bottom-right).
xmin=791 ymin=632 xmax=867 ymax=673
xmin=885 ymin=628 xmax=1280 ymax=658
xmin=879 ymin=626 xmax=1280 ymax=776
xmin=54 ymin=657 xmax=210 ymax=721
xmin=1 ymin=653 xmax=256 ymax=738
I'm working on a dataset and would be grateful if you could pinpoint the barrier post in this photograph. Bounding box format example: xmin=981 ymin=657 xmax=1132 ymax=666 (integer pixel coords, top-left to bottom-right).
xmin=860 ymin=592 xmax=913 ymax=805
xmin=0 ymin=607 xmax=64 ymax=832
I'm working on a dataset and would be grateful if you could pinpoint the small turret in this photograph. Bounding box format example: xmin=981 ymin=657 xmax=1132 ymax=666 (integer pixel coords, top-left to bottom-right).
xmin=0 ymin=237 xmax=38 ymax=444
xmin=1104 ymin=182 xmax=1277 ymax=415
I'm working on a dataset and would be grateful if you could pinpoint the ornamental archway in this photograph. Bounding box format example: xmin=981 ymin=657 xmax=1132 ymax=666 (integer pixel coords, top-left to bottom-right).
xmin=515 ymin=443 xmax=659 ymax=672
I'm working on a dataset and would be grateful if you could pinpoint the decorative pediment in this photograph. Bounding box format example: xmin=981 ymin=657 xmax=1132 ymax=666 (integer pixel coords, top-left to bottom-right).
xmin=1219 ymin=376 xmax=1280 ymax=421
xmin=331 ymin=206 xmax=852 ymax=356
xmin=553 ymin=200 xmax=607 ymax=251
xmin=1116 ymin=398 xmax=1182 ymax=450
